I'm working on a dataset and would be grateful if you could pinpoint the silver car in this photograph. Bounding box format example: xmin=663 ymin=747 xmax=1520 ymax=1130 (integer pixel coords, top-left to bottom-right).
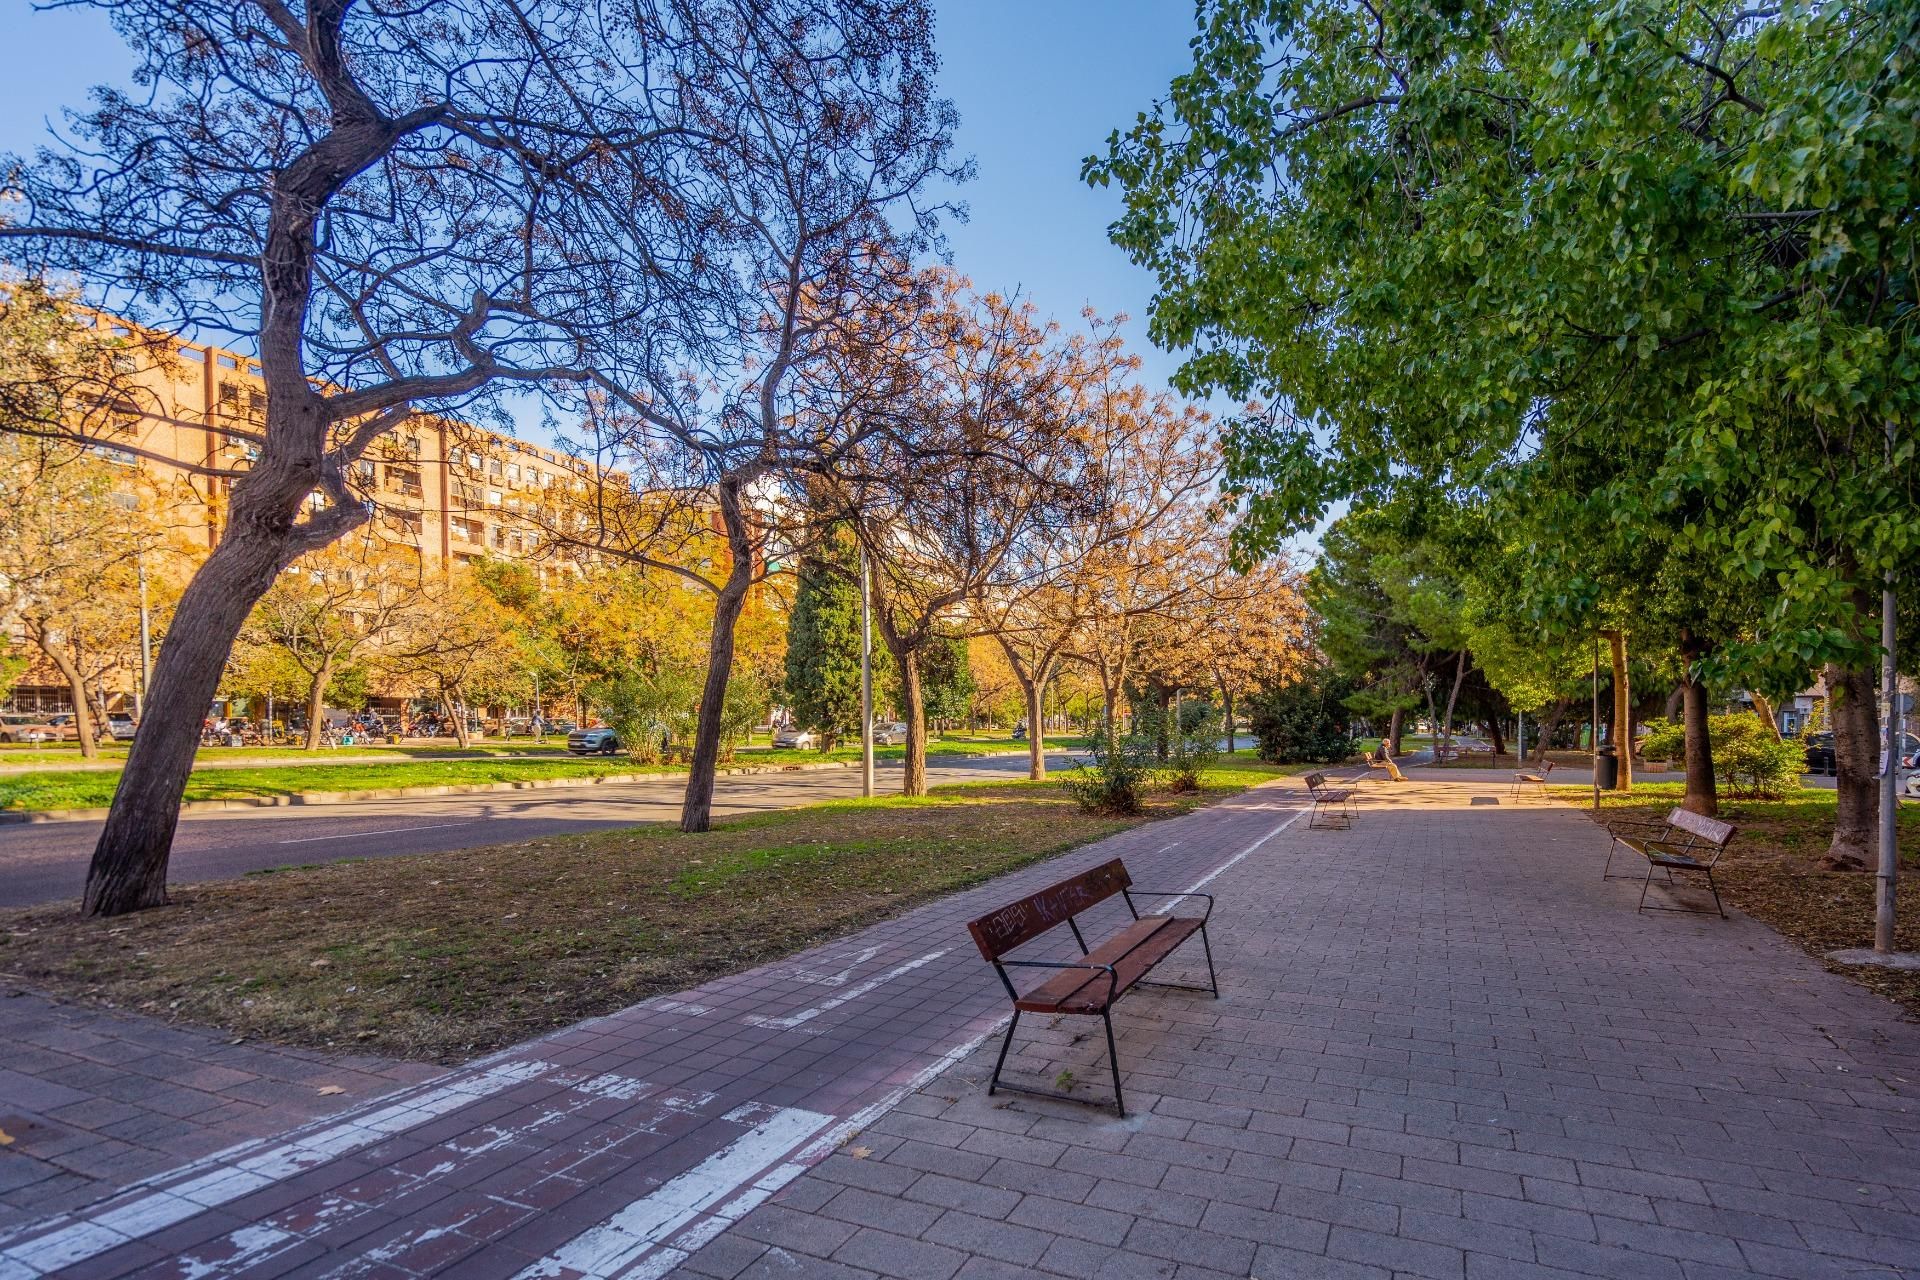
xmin=772 ymin=727 xmax=819 ymax=750
xmin=871 ymin=722 xmax=910 ymax=746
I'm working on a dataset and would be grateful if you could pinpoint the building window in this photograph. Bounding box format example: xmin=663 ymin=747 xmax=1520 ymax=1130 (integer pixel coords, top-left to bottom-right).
xmin=386 ymin=465 xmax=422 ymax=498
xmin=487 ymin=490 xmax=502 ymax=506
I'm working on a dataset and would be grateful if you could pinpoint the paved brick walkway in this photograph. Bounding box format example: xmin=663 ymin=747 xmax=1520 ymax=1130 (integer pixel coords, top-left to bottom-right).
xmin=674 ymin=778 xmax=1920 ymax=1280
xmin=0 ymin=992 xmax=442 ymax=1233
xmin=7 ymin=775 xmax=1919 ymax=1279
xmin=0 ymin=783 xmax=1306 ymax=1278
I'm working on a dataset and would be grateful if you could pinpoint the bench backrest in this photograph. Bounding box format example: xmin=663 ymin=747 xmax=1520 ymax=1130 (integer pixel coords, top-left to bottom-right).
xmin=966 ymin=858 xmax=1131 ymax=960
xmin=1304 ymin=771 xmax=1328 ymax=793
xmin=1667 ymin=807 xmax=1735 ymax=848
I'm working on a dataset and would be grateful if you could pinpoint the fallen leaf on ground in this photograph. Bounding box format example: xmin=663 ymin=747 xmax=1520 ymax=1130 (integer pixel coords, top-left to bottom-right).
xmin=316 ymin=1085 xmax=346 ymax=1096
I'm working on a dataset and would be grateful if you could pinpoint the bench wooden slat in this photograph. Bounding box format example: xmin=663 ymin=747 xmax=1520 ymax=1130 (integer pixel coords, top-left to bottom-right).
xmin=965 ymin=858 xmax=1131 ymax=960
xmin=1013 ymin=915 xmax=1205 ymax=1014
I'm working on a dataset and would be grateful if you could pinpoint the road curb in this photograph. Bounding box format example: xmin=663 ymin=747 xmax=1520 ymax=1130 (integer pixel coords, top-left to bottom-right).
xmin=0 ymin=758 xmax=877 ymax=825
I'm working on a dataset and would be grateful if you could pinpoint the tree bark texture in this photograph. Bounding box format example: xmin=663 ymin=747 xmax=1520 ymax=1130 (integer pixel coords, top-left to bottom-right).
xmin=37 ymin=634 xmax=99 ymax=760
xmin=1606 ymin=630 xmax=1632 ymax=790
xmin=1680 ymin=632 xmax=1717 ymax=816
xmin=1749 ymin=691 xmax=1785 ymax=742
xmin=681 ymin=480 xmax=755 ymax=833
xmin=304 ymin=657 xmax=333 ymax=751
xmin=1387 ymin=705 xmax=1404 ymax=757
xmin=83 ymin=514 xmax=304 ymax=914
xmin=1535 ymin=698 xmax=1568 ymax=764
xmin=896 ymin=648 xmax=928 ymax=796
xmin=1440 ymin=650 xmax=1467 ymax=756
xmin=1827 ymin=660 xmax=1879 ymax=865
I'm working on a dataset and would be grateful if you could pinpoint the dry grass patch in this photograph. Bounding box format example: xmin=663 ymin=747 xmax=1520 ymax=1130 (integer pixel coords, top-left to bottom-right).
xmin=1555 ymin=783 xmax=1920 ymax=1019
xmin=0 ymin=778 xmax=1262 ymax=1063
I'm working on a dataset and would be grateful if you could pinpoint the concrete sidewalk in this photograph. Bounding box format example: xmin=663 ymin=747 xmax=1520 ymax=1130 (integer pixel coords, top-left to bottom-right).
xmin=5 ymin=774 xmax=1918 ymax=1279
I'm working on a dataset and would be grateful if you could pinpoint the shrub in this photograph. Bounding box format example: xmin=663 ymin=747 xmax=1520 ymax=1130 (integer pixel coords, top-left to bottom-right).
xmin=1640 ymin=717 xmax=1684 ymax=763
xmin=1061 ymin=727 xmax=1161 ymax=814
xmin=1638 ymin=714 xmax=1802 ymax=797
xmin=1162 ymin=701 xmax=1221 ymax=792
xmin=1248 ymin=670 xmax=1354 ymax=764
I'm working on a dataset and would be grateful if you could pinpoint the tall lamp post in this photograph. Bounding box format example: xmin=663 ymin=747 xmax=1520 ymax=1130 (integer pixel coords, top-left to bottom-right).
xmin=860 ymin=543 xmax=875 ymax=799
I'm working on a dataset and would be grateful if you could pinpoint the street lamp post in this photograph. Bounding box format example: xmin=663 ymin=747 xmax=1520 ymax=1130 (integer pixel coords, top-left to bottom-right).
xmin=860 ymin=543 xmax=875 ymax=799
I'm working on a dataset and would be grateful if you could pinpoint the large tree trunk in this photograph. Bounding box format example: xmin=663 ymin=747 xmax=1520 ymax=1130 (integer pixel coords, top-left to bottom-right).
xmin=303 ymin=657 xmax=332 ymax=750
xmin=681 ymin=479 xmax=755 ymax=833
xmin=1606 ymin=630 xmax=1632 ymax=790
xmin=1828 ymin=659 xmax=1879 ymax=864
xmin=1664 ymin=685 xmax=1684 ymax=720
xmin=1387 ymin=705 xmax=1404 ymax=757
xmin=1749 ymin=691 xmax=1785 ymax=742
xmin=84 ymin=514 xmax=305 ymax=915
xmin=1487 ymin=715 xmax=1506 ymax=760
xmin=1680 ymin=630 xmax=1717 ymax=816
xmin=1222 ymin=684 xmax=1235 ymax=754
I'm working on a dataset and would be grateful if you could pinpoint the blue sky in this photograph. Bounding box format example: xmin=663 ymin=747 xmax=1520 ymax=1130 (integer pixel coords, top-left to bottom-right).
xmin=0 ymin=0 xmax=1204 ymax=400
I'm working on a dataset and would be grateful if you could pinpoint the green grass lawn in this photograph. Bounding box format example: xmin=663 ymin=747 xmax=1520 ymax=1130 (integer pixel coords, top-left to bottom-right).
xmin=0 ymin=763 xmax=1297 ymax=1059
xmin=0 ymin=735 xmax=1089 ymax=811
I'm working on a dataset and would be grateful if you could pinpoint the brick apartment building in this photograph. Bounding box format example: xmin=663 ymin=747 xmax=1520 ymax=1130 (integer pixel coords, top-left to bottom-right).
xmin=4 ymin=312 xmax=595 ymax=717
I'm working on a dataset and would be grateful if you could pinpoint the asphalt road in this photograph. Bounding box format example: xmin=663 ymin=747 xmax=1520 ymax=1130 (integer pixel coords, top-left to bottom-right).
xmin=0 ymin=753 xmax=1068 ymax=909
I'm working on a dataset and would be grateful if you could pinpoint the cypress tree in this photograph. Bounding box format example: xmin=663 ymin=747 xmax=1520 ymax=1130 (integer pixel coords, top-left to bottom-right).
xmin=784 ymin=523 xmax=864 ymax=748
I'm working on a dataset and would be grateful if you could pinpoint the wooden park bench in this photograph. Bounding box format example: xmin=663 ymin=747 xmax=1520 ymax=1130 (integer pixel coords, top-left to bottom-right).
xmin=1602 ymin=807 xmax=1735 ymax=918
xmin=966 ymin=858 xmax=1217 ymax=1116
xmin=1304 ymin=771 xmax=1356 ymax=829
xmin=1510 ymin=759 xmax=1554 ymax=802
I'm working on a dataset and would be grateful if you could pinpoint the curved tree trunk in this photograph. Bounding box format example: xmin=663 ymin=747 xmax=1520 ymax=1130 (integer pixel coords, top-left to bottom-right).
xmin=1680 ymin=631 xmax=1717 ymax=816
xmin=1387 ymin=705 xmax=1404 ymax=757
xmin=39 ymin=638 xmax=99 ymax=760
xmin=1439 ymin=650 xmax=1468 ymax=758
xmin=303 ymin=657 xmax=333 ymax=750
xmin=445 ymin=691 xmax=472 ymax=748
xmin=84 ymin=515 xmax=304 ymax=915
xmin=1749 ymin=691 xmax=1785 ymax=742
xmin=1828 ymin=660 xmax=1878 ymax=864
xmin=682 ymin=478 xmax=756 ymax=833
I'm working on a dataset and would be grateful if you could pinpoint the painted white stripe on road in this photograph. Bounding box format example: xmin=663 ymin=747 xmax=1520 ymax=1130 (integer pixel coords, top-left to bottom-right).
xmin=1183 ymin=807 xmax=1305 ymax=894
xmin=0 ymin=1059 xmax=552 ymax=1277
xmin=276 ymin=821 xmax=475 ymax=845
xmin=511 ymin=1106 xmax=833 ymax=1280
xmin=744 ymin=949 xmax=950 ymax=1031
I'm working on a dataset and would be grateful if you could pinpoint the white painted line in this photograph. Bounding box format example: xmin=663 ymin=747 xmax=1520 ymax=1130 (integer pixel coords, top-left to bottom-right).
xmin=511 ymin=1106 xmax=833 ymax=1280
xmin=790 ymin=944 xmax=883 ymax=987
xmin=1182 ymin=808 xmax=1305 ymax=894
xmin=0 ymin=1059 xmax=553 ymax=1277
xmin=744 ymin=950 xmax=950 ymax=1031
xmin=276 ymin=821 xmax=475 ymax=845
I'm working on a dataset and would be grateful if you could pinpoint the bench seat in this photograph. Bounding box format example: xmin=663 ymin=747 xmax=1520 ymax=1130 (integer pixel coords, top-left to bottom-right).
xmin=1014 ymin=915 xmax=1206 ymax=1014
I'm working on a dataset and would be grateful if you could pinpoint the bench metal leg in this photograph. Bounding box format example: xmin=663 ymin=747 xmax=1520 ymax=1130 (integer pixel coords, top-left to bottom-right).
xmin=1103 ymin=1010 xmax=1125 ymax=1118
xmin=1136 ymin=925 xmax=1221 ymax=998
xmin=988 ymin=1010 xmax=1020 ymax=1098
xmin=1201 ymin=923 xmax=1218 ymax=996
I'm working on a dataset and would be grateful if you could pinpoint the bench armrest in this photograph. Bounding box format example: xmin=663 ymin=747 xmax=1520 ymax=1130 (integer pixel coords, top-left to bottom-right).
xmin=1125 ymin=889 xmax=1214 ymax=922
xmin=998 ymin=958 xmax=1119 ymax=1006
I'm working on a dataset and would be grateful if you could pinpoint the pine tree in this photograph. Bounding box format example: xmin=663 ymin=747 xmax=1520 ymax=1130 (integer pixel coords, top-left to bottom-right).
xmin=784 ymin=524 xmax=864 ymax=748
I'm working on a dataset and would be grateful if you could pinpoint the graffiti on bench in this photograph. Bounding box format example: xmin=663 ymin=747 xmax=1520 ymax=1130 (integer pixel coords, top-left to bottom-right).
xmin=967 ymin=859 xmax=1131 ymax=958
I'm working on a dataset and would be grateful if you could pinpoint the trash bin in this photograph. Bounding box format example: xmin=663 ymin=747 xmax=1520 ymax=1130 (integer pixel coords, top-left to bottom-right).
xmin=1595 ymin=745 xmax=1619 ymax=789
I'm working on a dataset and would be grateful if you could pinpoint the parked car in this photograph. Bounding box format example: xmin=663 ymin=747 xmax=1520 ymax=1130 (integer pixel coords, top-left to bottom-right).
xmin=871 ymin=721 xmax=910 ymax=746
xmin=1802 ymin=731 xmax=1920 ymax=774
xmin=567 ymin=726 xmax=622 ymax=756
xmin=106 ymin=713 xmax=139 ymax=741
xmin=0 ymin=713 xmax=60 ymax=744
xmin=772 ymin=726 xmax=820 ymax=750
xmin=40 ymin=714 xmax=83 ymax=742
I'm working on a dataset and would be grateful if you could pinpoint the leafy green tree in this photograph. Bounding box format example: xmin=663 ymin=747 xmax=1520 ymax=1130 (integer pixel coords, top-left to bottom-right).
xmin=1248 ymin=668 xmax=1354 ymax=765
xmin=917 ymin=634 xmax=975 ymax=735
xmin=783 ymin=524 xmax=864 ymax=749
xmin=1091 ymin=0 xmax=1917 ymax=855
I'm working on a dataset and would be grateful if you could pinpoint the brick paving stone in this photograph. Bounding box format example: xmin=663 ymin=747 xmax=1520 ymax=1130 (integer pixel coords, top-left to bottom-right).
xmin=9 ymin=775 xmax=1920 ymax=1278
xmin=661 ymin=776 xmax=1920 ymax=1280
